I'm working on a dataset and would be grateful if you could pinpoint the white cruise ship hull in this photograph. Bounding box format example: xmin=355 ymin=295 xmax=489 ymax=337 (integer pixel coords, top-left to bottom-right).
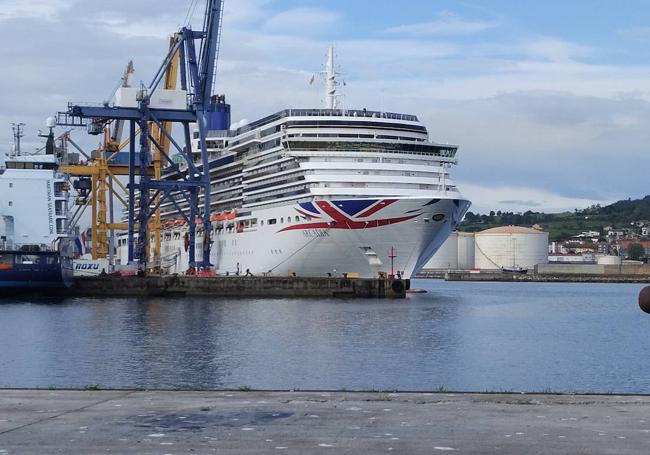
xmin=150 ymin=196 xmax=469 ymax=278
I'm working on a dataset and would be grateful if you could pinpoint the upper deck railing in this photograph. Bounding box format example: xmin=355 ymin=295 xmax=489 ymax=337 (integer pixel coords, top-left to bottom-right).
xmin=235 ymin=109 xmax=420 ymax=135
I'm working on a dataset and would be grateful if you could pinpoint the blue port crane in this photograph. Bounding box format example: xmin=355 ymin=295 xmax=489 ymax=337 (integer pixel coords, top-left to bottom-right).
xmin=57 ymin=0 xmax=227 ymax=272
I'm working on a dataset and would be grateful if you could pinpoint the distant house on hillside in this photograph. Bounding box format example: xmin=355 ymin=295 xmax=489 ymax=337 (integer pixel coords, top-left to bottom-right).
xmin=559 ymin=239 xmax=598 ymax=255
xmin=596 ymin=242 xmax=611 ymax=255
xmin=573 ymin=231 xmax=600 ymax=242
xmin=607 ymin=229 xmax=628 ymax=239
xmin=614 ymin=239 xmax=650 ymax=258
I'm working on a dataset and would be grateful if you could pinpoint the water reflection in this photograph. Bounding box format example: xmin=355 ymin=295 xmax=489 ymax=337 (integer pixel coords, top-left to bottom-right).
xmin=0 ymin=281 xmax=648 ymax=393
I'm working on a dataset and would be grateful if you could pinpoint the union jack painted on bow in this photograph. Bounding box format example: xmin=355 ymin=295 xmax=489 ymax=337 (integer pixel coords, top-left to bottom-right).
xmin=279 ymin=199 xmax=421 ymax=232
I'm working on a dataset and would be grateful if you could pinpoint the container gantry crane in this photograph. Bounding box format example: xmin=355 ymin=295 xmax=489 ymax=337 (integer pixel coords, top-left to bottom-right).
xmin=57 ymin=0 xmax=226 ymax=272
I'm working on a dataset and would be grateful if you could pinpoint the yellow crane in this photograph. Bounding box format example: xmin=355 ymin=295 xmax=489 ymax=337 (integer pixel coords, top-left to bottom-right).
xmin=59 ymin=42 xmax=178 ymax=266
xmin=59 ymin=60 xmax=137 ymax=261
xmin=149 ymin=34 xmax=180 ymax=270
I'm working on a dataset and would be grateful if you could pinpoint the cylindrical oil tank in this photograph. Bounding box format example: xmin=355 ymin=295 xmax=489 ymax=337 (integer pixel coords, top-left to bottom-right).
xmin=457 ymin=232 xmax=475 ymax=270
xmin=474 ymin=226 xmax=548 ymax=270
xmin=424 ymin=232 xmax=458 ymax=269
xmin=597 ymin=255 xmax=622 ymax=265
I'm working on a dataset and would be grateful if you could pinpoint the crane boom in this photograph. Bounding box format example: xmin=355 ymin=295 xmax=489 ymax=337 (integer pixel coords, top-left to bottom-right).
xmin=111 ymin=60 xmax=135 ymax=146
xmin=198 ymin=0 xmax=223 ymax=106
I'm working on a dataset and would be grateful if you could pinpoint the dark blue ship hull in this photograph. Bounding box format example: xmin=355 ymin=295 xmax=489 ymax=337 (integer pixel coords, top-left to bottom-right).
xmin=0 ymin=251 xmax=73 ymax=294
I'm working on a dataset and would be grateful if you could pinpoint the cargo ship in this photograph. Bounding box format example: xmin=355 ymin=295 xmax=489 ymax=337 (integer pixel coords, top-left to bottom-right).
xmin=0 ymin=124 xmax=73 ymax=292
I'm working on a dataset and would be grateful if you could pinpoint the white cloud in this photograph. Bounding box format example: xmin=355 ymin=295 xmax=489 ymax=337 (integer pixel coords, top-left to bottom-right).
xmin=354 ymin=58 xmax=650 ymax=103
xmin=93 ymin=14 xmax=182 ymax=39
xmin=459 ymin=182 xmax=612 ymax=214
xmin=386 ymin=11 xmax=498 ymax=36
xmin=262 ymin=7 xmax=341 ymax=35
xmin=522 ymin=37 xmax=591 ymax=62
xmin=223 ymin=0 xmax=271 ymax=26
xmin=0 ymin=0 xmax=73 ymax=21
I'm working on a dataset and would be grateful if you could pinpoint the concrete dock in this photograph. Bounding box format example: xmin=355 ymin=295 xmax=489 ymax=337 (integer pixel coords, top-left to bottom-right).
xmin=66 ymin=276 xmax=408 ymax=298
xmin=417 ymin=270 xmax=650 ymax=283
xmin=444 ymin=271 xmax=650 ymax=282
xmin=1 ymin=390 xmax=649 ymax=454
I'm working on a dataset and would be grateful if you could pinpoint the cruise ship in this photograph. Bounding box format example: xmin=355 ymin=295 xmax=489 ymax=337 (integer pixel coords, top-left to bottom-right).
xmin=117 ymin=49 xmax=471 ymax=278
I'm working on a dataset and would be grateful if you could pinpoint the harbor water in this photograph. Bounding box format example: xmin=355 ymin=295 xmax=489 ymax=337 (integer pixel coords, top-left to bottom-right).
xmin=0 ymin=280 xmax=648 ymax=393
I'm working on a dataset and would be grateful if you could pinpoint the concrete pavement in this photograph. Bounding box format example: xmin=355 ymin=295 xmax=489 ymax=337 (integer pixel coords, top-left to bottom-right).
xmin=1 ymin=390 xmax=649 ymax=454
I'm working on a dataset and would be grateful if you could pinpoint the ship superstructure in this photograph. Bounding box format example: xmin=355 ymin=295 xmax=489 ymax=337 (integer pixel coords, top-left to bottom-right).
xmin=1 ymin=151 xmax=69 ymax=250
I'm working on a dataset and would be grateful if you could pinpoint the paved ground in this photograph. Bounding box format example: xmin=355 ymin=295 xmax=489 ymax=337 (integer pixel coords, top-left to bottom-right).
xmin=1 ymin=390 xmax=649 ymax=454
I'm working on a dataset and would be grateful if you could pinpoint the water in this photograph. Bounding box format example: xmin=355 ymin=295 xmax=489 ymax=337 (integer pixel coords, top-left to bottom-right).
xmin=0 ymin=280 xmax=649 ymax=393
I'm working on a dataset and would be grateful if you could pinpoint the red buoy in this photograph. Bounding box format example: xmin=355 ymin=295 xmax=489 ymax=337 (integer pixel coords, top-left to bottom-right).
xmin=638 ymin=286 xmax=650 ymax=314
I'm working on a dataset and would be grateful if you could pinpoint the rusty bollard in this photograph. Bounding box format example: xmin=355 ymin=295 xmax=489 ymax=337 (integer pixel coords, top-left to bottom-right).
xmin=638 ymin=286 xmax=650 ymax=314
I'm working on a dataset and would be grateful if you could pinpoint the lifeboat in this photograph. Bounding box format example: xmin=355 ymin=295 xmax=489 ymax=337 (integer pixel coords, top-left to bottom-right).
xmin=209 ymin=209 xmax=237 ymax=222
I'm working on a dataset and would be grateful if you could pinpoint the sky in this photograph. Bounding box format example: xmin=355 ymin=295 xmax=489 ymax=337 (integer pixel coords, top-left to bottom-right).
xmin=1 ymin=0 xmax=650 ymax=213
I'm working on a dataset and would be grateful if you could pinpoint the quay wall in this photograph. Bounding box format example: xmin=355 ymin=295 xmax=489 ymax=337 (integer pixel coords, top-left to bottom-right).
xmin=417 ymin=263 xmax=650 ymax=282
xmin=443 ymin=271 xmax=650 ymax=283
xmin=536 ymin=263 xmax=650 ymax=276
xmin=68 ymin=276 xmax=407 ymax=299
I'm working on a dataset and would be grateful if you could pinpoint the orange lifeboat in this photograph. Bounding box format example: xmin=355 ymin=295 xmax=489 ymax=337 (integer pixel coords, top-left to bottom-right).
xmin=209 ymin=209 xmax=237 ymax=222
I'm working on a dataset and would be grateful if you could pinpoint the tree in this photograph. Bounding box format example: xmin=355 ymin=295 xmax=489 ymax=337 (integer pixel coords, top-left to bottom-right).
xmin=627 ymin=243 xmax=645 ymax=261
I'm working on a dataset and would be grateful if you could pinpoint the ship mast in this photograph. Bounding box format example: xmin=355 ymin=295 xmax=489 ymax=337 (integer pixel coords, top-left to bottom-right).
xmin=11 ymin=122 xmax=25 ymax=157
xmin=324 ymin=46 xmax=338 ymax=109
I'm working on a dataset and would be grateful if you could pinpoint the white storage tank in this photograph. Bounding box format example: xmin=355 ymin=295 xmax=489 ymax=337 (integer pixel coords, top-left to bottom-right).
xmin=475 ymin=226 xmax=548 ymax=270
xmin=424 ymin=232 xmax=458 ymax=269
xmin=597 ymin=255 xmax=622 ymax=265
xmin=457 ymin=232 xmax=475 ymax=270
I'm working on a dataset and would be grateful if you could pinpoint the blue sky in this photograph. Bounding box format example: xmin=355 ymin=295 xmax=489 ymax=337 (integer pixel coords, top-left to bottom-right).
xmin=1 ymin=0 xmax=650 ymax=213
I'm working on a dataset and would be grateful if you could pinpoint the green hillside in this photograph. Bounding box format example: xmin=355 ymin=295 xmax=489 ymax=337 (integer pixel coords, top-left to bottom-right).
xmin=459 ymin=196 xmax=650 ymax=241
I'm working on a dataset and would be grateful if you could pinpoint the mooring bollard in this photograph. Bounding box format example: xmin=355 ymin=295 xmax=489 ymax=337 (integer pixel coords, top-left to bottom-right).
xmin=638 ymin=286 xmax=650 ymax=314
